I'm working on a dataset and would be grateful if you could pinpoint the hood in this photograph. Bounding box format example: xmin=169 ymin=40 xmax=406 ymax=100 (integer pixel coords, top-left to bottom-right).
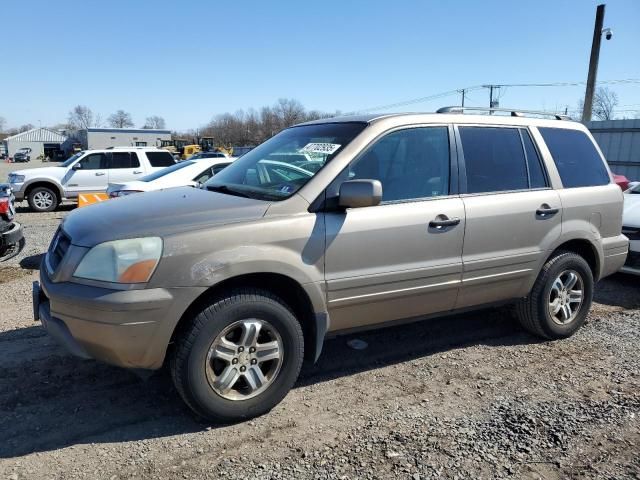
xmin=62 ymin=187 xmax=271 ymax=247
xmin=623 ymin=193 xmax=640 ymax=227
xmin=13 ymin=166 xmax=67 ymax=178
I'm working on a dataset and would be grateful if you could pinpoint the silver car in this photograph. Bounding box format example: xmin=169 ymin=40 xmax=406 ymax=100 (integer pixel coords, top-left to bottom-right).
xmin=34 ymin=109 xmax=629 ymax=421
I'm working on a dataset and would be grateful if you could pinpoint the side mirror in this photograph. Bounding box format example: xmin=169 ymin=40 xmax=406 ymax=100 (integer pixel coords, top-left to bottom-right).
xmin=72 ymin=163 xmax=82 ymax=170
xmin=339 ymin=179 xmax=382 ymax=209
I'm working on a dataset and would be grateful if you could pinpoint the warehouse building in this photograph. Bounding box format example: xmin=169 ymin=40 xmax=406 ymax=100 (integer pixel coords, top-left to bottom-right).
xmin=77 ymin=127 xmax=171 ymax=150
xmin=587 ymin=119 xmax=640 ymax=180
xmin=3 ymin=127 xmax=68 ymax=161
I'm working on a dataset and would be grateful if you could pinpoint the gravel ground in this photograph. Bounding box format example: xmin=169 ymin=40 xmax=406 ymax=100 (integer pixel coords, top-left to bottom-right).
xmin=0 ymin=159 xmax=639 ymax=479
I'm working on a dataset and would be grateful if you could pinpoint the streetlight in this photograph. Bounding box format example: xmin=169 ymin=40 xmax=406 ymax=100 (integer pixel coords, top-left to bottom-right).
xmin=582 ymin=4 xmax=613 ymax=122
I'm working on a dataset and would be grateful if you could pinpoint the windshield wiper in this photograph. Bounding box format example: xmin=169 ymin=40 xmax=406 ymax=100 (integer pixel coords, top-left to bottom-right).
xmin=206 ymin=184 xmax=252 ymax=198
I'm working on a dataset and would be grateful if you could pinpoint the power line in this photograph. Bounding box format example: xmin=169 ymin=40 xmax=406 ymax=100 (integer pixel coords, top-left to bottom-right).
xmin=348 ymin=78 xmax=640 ymax=114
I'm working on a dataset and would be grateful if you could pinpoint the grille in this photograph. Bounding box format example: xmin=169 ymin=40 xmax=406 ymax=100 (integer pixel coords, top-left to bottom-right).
xmin=48 ymin=229 xmax=71 ymax=272
xmin=622 ymin=226 xmax=640 ymax=242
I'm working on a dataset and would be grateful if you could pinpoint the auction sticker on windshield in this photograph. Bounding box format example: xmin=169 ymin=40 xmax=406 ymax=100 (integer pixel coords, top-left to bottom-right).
xmin=299 ymin=143 xmax=341 ymax=155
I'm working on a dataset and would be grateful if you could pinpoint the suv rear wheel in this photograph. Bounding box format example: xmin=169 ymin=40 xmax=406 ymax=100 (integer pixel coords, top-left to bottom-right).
xmin=516 ymin=251 xmax=594 ymax=339
xmin=171 ymin=288 xmax=304 ymax=422
xmin=27 ymin=186 xmax=58 ymax=212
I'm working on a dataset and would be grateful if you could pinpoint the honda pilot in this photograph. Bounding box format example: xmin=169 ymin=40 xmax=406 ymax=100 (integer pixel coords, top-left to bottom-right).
xmin=34 ymin=109 xmax=628 ymax=422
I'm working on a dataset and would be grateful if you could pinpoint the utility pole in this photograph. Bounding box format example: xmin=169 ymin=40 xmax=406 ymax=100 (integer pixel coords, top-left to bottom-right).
xmin=582 ymin=4 xmax=606 ymax=122
xmin=483 ymin=85 xmax=500 ymax=114
xmin=459 ymin=89 xmax=466 ymax=107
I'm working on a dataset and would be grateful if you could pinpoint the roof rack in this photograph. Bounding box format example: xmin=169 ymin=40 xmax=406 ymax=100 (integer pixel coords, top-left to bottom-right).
xmin=436 ymin=106 xmax=570 ymax=120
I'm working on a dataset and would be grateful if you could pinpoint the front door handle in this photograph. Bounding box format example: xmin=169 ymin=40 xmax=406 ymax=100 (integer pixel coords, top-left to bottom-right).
xmin=133 ymin=170 xmax=143 ymax=174
xmin=429 ymin=216 xmax=461 ymax=229
xmin=536 ymin=204 xmax=559 ymax=217
xmin=95 ymin=172 xmax=106 ymax=176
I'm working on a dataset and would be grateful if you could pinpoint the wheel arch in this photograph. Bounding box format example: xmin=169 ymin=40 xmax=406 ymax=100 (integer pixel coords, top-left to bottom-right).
xmin=24 ymin=180 xmax=64 ymax=203
xmin=546 ymin=238 xmax=600 ymax=280
xmin=170 ymin=272 xmax=327 ymax=363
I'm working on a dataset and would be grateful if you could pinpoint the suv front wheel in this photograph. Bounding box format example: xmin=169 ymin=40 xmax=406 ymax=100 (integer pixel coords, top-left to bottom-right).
xmin=516 ymin=251 xmax=594 ymax=339
xmin=171 ymin=288 xmax=304 ymax=422
xmin=27 ymin=186 xmax=59 ymax=212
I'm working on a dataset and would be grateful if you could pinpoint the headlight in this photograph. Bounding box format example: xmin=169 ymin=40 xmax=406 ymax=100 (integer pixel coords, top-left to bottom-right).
xmin=9 ymin=174 xmax=25 ymax=183
xmin=74 ymin=237 xmax=162 ymax=284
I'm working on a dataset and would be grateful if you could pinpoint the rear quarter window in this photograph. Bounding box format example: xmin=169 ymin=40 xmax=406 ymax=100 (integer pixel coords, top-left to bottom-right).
xmin=538 ymin=128 xmax=610 ymax=188
xmin=146 ymin=151 xmax=176 ymax=167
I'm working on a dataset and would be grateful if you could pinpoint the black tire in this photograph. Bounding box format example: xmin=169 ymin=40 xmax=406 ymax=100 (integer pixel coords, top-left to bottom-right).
xmin=171 ymin=288 xmax=304 ymax=422
xmin=516 ymin=251 xmax=594 ymax=339
xmin=27 ymin=186 xmax=58 ymax=212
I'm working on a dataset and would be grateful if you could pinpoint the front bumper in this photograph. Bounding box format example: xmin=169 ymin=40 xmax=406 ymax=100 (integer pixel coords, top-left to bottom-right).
xmin=35 ymin=265 xmax=206 ymax=369
xmin=9 ymin=183 xmax=25 ymax=201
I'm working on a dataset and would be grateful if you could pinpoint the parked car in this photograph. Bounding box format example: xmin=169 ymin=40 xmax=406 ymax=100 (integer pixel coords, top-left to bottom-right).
xmin=621 ymin=182 xmax=640 ymax=275
xmin=7 ymin=147 xmax=176 ymax=212
xmin=188 ymin=151 xmax=230 ymax=160
xmin=107 ymin=157 xmax=235 ymax=197
xmin=34 ymin=109 xmax=628 ymax=422
xmin=613 ymin=173 xmax=630 ymax=191
xmin=13 ymin=147 xmax=32 ymax=163
xmin=0 ymin=184 xmax=25 ymax=261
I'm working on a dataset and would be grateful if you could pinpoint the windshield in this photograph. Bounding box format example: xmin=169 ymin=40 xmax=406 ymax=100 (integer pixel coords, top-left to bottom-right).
xmin=205 ymin=122 xmax=366 ymax=200
xmin=60 ymin=152 xmax=84 ymax=167
xmin=141 ymin=161 xmax=195 ymax=182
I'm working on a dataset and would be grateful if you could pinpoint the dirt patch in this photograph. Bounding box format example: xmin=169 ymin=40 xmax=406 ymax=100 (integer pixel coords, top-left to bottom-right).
xmin=0 ymin=266 xmax=33 ymax=284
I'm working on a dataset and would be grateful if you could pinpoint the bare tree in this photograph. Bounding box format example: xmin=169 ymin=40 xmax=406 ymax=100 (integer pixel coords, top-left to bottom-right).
xmin=592 ymin=87 xmax=618 ymax=120
xmin=0 ymin=116 xmax=5 ymax=132
xmin=68 ymin=105 xmax=100 ymax=129
xmin=107 ymin=110 xmax=134 ymax=128
xmin=579 ymin=87 xmax=619 ymax=121
xmin=142 ymin=116 xmax=166 ymax=129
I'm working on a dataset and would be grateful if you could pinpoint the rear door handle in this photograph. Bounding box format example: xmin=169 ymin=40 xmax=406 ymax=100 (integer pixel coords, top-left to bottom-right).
xmin=429 ymin=216 xmax=461 ymax=229
xmin=133 ymin=170 xmax=143 ymax=174
xmin=536 ymin=205 xmax=559 ymax=217
xmin=95 ymin=172 xmax=106 ymax=176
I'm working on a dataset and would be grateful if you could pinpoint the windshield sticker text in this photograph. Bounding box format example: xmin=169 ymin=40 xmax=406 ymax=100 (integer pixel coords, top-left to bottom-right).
xmin=299 ymin=143 xmax=341 ymax=155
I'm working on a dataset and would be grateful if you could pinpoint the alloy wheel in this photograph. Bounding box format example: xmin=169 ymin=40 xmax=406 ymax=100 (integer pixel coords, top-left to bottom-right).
xmin=548 ymin=269 xmax=584 ymax=325
xmin=205 ymin=319 xmax=283 ymax=401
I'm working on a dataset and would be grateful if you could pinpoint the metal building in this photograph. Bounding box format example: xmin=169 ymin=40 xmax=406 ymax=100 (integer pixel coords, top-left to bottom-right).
xmin=78 ymin=128 xmax=171 ymax=150
xmin=3 ymin=128 xmax=68 ymax=160
xmin=587 ymin=119 xmax=640 ymax=181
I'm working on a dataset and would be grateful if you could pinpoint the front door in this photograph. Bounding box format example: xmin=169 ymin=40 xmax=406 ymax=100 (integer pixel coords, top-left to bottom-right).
xmin=63 ymin=152 xmax=109 ymax=196
xmin=323 ymin=126 xmax=465 ymax=332
xmin=454 ymin=125 xmax=562 ymax=308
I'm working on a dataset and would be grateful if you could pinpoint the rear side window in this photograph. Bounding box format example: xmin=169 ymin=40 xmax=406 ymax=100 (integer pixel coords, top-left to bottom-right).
xmin=459 ymin=127 xmax=528 ymax=193
xmin=110 ymin=152 xmax=140 ymax=169
xmin=539 ymin=128 xmax=610 ymax=188
xmin=146 ymin=151 xmax=176 ymax=167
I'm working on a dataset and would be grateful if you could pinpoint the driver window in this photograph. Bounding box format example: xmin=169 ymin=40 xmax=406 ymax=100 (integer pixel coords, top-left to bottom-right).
xmin=77 ymin=153 xmax=107 ymax=170
xmin=338 ymin=127 xmax=450 ymax=202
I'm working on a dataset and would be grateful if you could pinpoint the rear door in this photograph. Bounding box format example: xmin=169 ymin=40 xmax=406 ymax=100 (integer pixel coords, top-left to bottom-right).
xmin=455 ymin=125 xmax=562 ymax=308
xmin=64 ymin=152 xmax=109 ymax=195
xmin=107 ymin=151 xmax=144 ymax=184
xmin=323 ymin=125 xmax=466 ymax=331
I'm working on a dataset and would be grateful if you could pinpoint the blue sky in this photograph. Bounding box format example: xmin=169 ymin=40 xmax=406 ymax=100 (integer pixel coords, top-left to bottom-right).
xmin=2 ymin=0 xmax=639 ymax=131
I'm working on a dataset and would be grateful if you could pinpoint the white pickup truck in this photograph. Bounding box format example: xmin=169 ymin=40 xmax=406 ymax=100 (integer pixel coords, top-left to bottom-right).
xmin=8 ymin=147 xmax=176 ymax=212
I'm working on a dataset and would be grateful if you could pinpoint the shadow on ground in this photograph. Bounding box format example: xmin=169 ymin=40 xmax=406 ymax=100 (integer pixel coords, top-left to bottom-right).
xmin=594 ymin=273 xmax=640 ymax=310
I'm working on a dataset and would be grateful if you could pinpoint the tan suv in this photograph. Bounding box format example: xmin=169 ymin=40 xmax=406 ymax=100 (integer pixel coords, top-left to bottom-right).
xmin=34 ymin=108 xmax=629 ymax=421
